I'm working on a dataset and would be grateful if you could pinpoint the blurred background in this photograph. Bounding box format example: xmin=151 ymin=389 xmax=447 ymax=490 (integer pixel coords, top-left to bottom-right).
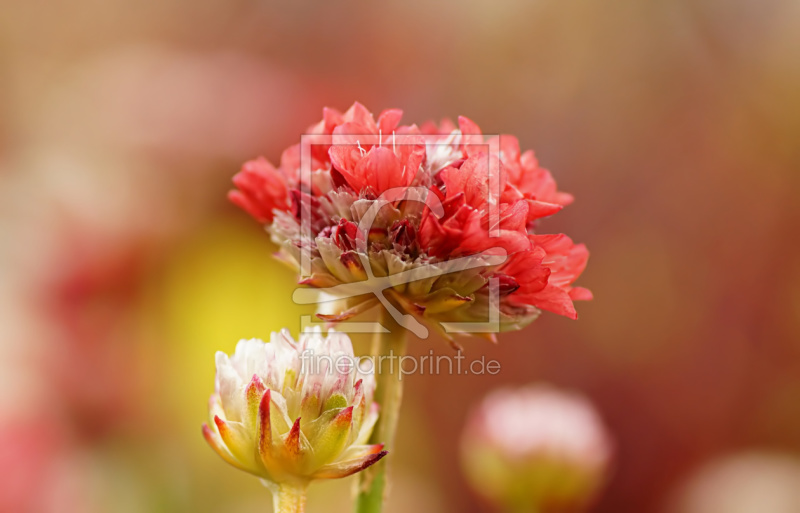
xmin=1 ymin=0 xmax=799 ymax=511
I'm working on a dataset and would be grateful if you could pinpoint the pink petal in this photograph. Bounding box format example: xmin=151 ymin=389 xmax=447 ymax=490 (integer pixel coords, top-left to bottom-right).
xmin=343 ymin=102 xmax=377 ymax=131
xmin=458 ymin=115 xmax=484 ymax=157
xmin=377 ymin=109 xmax=403 ymax=133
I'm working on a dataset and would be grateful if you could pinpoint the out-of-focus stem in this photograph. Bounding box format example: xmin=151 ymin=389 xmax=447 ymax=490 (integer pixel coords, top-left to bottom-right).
xmin=273 ymin=482 xmax=308 ymax=513
xmin=354 ymin=310 xmax=408 ymax=513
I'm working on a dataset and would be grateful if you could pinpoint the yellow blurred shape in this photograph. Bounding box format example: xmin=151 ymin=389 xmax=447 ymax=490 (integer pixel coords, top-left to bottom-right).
xmin=156 ymin=216 xmax=314 ymax=426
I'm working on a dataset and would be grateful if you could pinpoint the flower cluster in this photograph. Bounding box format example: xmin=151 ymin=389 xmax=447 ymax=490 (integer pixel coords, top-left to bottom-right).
xmin=461 ymin=385 xmax=613 ymax=512
xmin=230 ymin=102 xmax=591 ymax=338
xmin=202 ymin=330 xmax=386 ymax=487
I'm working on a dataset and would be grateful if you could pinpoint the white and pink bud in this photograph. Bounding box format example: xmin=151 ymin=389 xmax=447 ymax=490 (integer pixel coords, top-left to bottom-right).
xmin=202 ymin=329 xmax=386 ymax=489
xmin=460 ymin=385 xmax=613 ymax=513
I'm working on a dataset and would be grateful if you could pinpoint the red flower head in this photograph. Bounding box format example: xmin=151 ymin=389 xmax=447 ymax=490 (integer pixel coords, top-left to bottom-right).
xmin=230 ymin=103 xmax=591 ymax=340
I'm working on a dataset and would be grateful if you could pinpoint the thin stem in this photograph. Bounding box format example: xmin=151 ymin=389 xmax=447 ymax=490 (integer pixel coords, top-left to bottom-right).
xmin=354 ymin=309 xmax=408 ymax=513
xmin=272 ymin=482 xmax=308 ymax=513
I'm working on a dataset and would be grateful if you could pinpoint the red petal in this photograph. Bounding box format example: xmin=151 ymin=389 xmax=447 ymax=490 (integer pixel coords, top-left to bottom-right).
xmin=343 ymin=102 xmax=377 ymax=131
xmin=526 ymin=200 xmax=564 ymax=221
xmin=458 ymin=116 xmax=484 ymax=157
xmin=229 ymin=157 xmax=290 ymax=223
xmin=440 ymin=158 xmax=489 ymax=207
xmin=285 ymin=418 xmax=302 ymax=456
xmin=499 ymin=134 xmax=520 ymax=163
xmin=322 ymin=107 xmax=344 ymax=133
xmin=569 ymin=286 xmax=594 ymax=301
xmin=202 ymin=423 xmax=246 ymax=470
xmin=258 ymin=389 xmax=272 ymax=460
xmin=312 ymin=450 xmax=388 ymax=479
xmin=530 ymin=284 xmax=578 ymax=320
xmin=355 ymin=146 xmax=403 ymax=194
xmin=377 ymin=109 xmax=403 ymax=133
xmin=334 ymin=406 xmax=354 ymax=427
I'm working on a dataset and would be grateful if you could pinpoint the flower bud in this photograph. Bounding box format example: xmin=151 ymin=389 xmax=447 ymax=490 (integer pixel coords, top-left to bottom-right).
xmin=667 ymin=452 xmax=800 ymax=513
xmin=202 ymin=329 xmax=387 ymax=488
xmin=460 ymin=385 xmax=613 ymax=512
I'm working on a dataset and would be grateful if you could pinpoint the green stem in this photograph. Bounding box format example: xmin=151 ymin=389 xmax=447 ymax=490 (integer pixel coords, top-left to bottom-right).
xmin=354 ymin=310 xmax=408 ymax=513
xmin=272 ymin=482 xmax=308 ymax=513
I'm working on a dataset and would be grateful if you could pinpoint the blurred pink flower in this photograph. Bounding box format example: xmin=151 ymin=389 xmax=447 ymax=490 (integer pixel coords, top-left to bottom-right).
xmin=42 ymin=238 xmax=149 ymax=440
xmin=461 ymin=385 xmax=613 ymax=513
xmin=0 ymin=418 xmax=62 ymax=513
xmin=667 ymin=452 xmax=800 ymax=513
